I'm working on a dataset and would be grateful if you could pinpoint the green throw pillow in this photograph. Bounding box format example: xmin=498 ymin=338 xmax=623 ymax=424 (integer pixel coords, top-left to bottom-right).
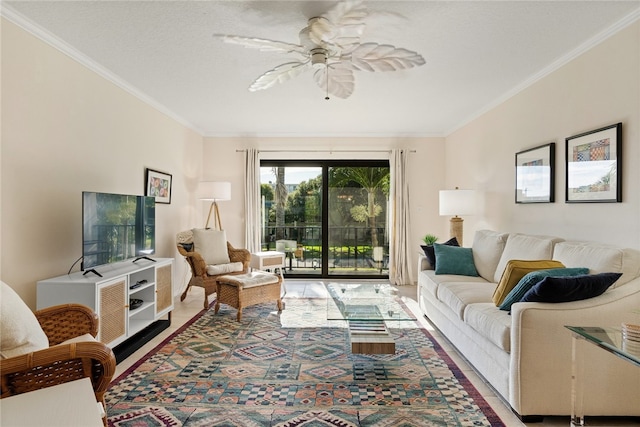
xmin=434 ymin=243 xmax=479 ymax=276
xmin=499 ymin=267 xmax=589 ymax=311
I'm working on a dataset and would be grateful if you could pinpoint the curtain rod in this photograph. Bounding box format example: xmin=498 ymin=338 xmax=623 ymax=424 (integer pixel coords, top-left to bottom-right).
xmin=235 ymin=149 xmax=416 ymax=153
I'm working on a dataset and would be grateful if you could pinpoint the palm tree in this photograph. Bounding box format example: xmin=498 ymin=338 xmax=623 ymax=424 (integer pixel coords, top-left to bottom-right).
xmin=273 ymin=167 xmax=287 ymax=240
xmin=329 ymin=167 xmax=390 ymax=248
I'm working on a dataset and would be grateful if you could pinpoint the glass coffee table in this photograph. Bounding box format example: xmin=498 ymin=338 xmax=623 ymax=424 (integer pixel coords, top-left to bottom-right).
xmin=565 ymin=326 xmax=640 ymax=426
xmin=326 ymin=283 xmax=415 ymax=354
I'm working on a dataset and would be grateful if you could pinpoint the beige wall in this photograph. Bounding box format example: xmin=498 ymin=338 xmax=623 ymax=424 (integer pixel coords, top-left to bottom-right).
xmin=1 ymin=19 xmax=204 ymax=307
xmin=201 ymin=136 xmax=448 ymax=279
xmin=445 ymin=21 xmax=640 ymax=249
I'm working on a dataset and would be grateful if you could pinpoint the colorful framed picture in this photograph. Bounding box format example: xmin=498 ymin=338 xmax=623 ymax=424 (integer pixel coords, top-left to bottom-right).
xmin=145 ymin=168 xmax=172 ymax=204
xmin=515 ymin=142 xmax=555 ymax=203
xmin=565 ymin=123 xmax=622 ymax=203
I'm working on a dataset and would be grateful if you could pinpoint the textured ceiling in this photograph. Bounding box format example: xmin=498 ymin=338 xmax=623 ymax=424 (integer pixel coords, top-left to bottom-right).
xmin=3 ymin=1 xmax=640 ymax=137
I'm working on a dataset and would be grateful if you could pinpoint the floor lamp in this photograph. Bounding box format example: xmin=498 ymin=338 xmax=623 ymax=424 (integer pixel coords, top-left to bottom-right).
xmin=200 ymin=181 xmax=231 ymax=230
xmin=439 ymin=188 xmax=476 ymax=247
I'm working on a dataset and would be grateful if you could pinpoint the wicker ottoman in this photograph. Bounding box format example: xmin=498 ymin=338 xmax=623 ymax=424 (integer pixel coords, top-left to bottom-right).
xmin=215 ymin=271 xmax=283 ymax=321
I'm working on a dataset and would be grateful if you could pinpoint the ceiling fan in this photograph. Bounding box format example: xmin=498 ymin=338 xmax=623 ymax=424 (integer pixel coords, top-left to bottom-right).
xmin=214 ymin=0 xmax=425 ymax=99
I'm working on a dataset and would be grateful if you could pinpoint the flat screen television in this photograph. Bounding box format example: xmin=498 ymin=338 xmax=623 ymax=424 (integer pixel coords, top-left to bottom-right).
xmin=82 ymin=191 xmax=155 ymax=273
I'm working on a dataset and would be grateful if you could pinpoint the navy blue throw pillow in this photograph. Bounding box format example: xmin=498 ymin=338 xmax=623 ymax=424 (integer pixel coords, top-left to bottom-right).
xmin=519 ymin=272 xmax=622 ymax=303
xmin=421 ymin=237 xmax=458 ymax=268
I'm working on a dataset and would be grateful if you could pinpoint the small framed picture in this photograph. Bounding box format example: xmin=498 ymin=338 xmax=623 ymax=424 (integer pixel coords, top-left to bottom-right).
xmin=145 ymin=168 xmax=172 ymax=204
xmin=515 ymin=142 xmax=555 ymax=203
xmin=565 ymin=123 xmax=622 ymax=203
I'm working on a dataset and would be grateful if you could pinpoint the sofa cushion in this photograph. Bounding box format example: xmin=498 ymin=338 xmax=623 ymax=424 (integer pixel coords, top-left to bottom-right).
xmin=437 ymin=282 xmax=496 ymax=319
xmin=192 ymin=228 xmax=230 ymax=265
xmin=421 ymin=237 xmax=458 ymax=268
xmin=465 ymin=303 xmax=512 ymax=352
xmin=499 ymin=267 xmax=589 ymax=311
xmin=493 ymin=234 xmax=564 ymax=282
xmin=434 ymin=244 xmax=479 ymax=276
xmin=472 ymin=230 xmax=509 ymax=282
xmin=492 ymin=259 xmax=565 ymax=306
xmin=420 ymin=270 xmax=488 ymax=298
xmin=1 ymin=281 xmax=49 ymax=359
xmin=520 ymin=272 xmax=622 ymax=303
xmin=553 ymin=241 xmax=640 ymax=288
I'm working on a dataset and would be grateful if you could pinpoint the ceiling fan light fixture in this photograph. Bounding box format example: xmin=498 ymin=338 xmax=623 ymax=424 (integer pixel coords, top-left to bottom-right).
xmin=218 ymin=0 xmax=425 ymax=99
xmin=310 ymin=48 xmax=328 ymax=69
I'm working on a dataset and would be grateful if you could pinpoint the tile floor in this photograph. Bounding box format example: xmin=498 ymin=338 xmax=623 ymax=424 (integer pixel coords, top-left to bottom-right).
xmin=114 ymin=280 xmax=639 ymax=427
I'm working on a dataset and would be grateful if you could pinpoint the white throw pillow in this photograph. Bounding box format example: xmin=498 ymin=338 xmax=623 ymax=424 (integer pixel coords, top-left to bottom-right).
xmin=192 ymin=228 xmax=231 ymax=265
xmin=0 ymin=281 xmax=49 ymax=359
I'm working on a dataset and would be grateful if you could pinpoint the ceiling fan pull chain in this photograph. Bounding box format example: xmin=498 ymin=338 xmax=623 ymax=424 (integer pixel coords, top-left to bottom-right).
xmin=325 ymin=63 xmax=330 ymax=100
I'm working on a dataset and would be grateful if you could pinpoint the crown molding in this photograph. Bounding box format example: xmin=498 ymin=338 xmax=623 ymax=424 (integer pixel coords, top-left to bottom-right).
xmin=1 ymin=4 xmax=205 ymax=136
xmin=201 ymin=131 xmax=446 ymax=138
xmin=446 ymin=6 xmax=640 ymax=137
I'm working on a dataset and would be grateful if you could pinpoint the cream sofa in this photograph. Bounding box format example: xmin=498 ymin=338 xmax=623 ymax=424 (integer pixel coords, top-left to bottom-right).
xmin=416 ymin=230 xmax=640 ymax=421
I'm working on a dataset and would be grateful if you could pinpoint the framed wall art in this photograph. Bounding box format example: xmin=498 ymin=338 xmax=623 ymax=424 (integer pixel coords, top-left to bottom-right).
xmin=565 ymin=123 xmax=621 ymax=203
xmin=145 ymin=168 xmax=172 ymax=204
xmin=515 ymin=142 xmax=555 ymax=203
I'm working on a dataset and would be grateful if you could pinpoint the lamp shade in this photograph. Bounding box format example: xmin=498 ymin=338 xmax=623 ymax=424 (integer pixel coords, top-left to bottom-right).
xmin=199 ymin=181 xmax=231 ymax=201
xmin=439 ymin=189 xmax=476 ymax=216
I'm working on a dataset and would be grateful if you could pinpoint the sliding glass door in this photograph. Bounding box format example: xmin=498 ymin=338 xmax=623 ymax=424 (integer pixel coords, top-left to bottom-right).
xmin=260 ymin=160 xmax=389 ymax=279
xmin=260 ymin=165 xmax=323 ymax=275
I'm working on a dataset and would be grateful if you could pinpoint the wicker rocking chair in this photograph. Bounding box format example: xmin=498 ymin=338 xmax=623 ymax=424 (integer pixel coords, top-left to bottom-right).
xmin=0 ymin=303 xmax=116 ymax=426
xmin=177 ymin=229 xmax=251 ymax=309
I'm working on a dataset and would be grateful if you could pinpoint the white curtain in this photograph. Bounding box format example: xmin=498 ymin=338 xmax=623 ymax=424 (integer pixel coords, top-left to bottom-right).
xmin=389 ymin=149 xmax=412 ymax=285
xmin=244 ymin=148 xmax=261 ymax=253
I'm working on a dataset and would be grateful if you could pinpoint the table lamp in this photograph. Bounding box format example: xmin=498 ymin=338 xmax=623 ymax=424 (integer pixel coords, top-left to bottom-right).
xmin=200 ymin=181 xmax=231 ymax=229
xmin=439 ymin=187 xmax=476 ymax=246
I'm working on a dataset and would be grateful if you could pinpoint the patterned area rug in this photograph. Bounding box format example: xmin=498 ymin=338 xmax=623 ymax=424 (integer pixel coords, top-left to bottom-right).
xmin=107 ymin=296 xmax=505 ymax=426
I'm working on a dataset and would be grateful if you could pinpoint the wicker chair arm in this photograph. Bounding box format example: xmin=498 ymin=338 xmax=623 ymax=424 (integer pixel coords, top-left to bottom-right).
xmin=35 ymin=304 xmax=99 ymax=345
xmin=0 ymin=340 xmax=116 ymax=401
xmin=176 ymin=244 xmax=190 ymax=257
xmin=188 ymin=251 xmax=208 ymax=276
xmin=227 ymin=243 xmax=251 ymax=272
xmin=176 ymin=244 xmax=208 ymax=276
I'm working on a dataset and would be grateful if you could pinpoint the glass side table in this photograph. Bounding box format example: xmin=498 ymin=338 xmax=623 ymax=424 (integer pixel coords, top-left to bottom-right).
xmin=565 ymin=326 xmax=640 ymax=426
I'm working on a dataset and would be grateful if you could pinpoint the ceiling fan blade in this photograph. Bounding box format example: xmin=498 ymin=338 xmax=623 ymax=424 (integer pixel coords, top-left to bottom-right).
xmin=215 ymin=34 xmax=307 ymax=55
xmin=249 ymin=61 xmax=312 ymax=92
xmin=309 ymin=0 xmax=367 ymax=52
xmin=313 ymin=64 xmax=354 ymax=99
xmin=345 ymin=42 xmax=426 ymax=72
xmin=321 ymin=0 xmax=368 ymax=29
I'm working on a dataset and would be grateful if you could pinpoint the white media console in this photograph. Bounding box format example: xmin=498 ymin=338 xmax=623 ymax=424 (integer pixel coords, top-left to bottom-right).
xmin=37 ymin=258 xmax=173 ymax=350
